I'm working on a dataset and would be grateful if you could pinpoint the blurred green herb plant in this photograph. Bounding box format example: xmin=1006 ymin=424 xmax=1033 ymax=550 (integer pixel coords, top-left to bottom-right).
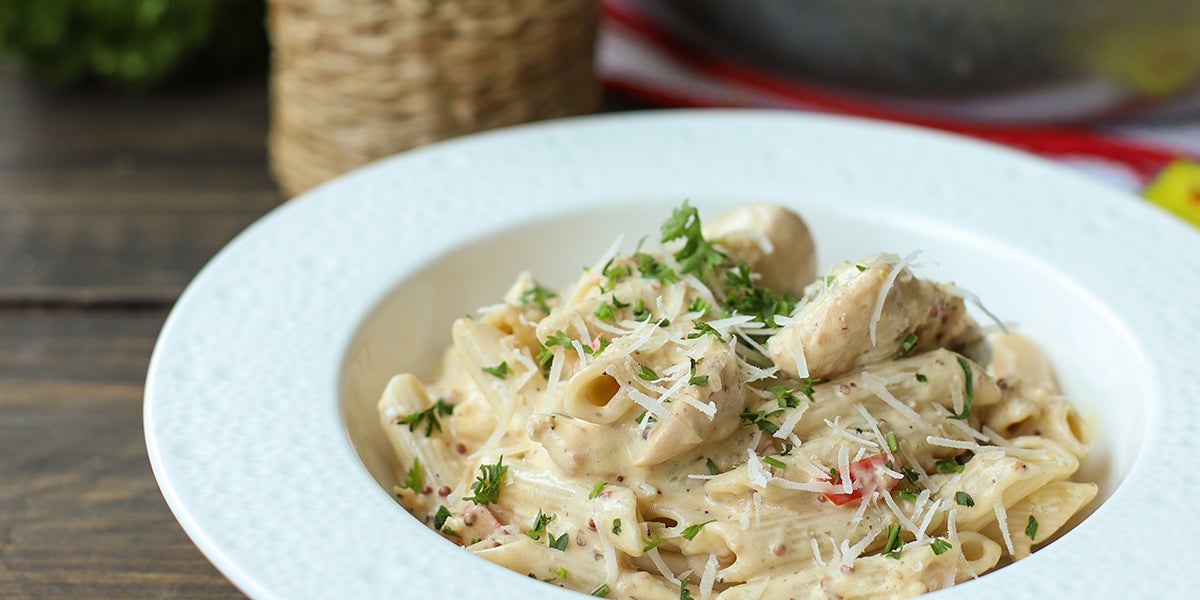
xmin=0 ymin=0 xmax=267 ymax=87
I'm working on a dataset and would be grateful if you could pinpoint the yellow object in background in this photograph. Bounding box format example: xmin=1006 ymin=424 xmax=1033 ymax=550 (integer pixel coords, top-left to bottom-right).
xmin=1144 ymin=159 xmax=1200 ymax=229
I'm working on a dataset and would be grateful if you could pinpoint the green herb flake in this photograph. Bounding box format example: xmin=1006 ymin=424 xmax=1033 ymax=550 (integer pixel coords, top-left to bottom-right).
xmin=883 ymin=523 xmax=904 ymax=558
xmin=588 ymin=480 xmax=606 ymax=499
xmin=1026 ymin=515 xmax=1039 ymax=540
xmin=934 ymin=458 xmax=965 ymax=474
xmin=660 ymin=200 xmax=726 ymax=281
xmin=797 ymin=378 xmax=819 ymax=403
xmin=397 ymin=398 xmax=455 ymax=436
xmin=900 ymin=332 xmax=918 ymax=355
xmin=915 ymin=373 xmax=928 ymax=383
xmin=687 ymin=297 xmax=711 ymax=316
xmin=527 ymin=509 xmax=555 ymax=539
xmin=549 ymin=532 xmax=570 ymax=551
xmin=689 ymin=374 xmax=709 ymax=387
xmin=955 ymin=491 xmax=975 ymax=507
xmin=589 ymin=337 xmax=612 ymax=356
xmin=520 ymin=281 xmax=557 ymax=313
xmin=434 ymin=505 xmax=452 ymax=531
xmin=591 ymin=583 xmax=610 ymax=597
xmin=855 ymin=264 xmax=867 ymax=272
xmin=767 ymin=385 xmax=799 ymax=409
xmin=901 ymin=466 xmax=921 ymax=483
xmin=949 ymin=356 xmax=975 ymax=420
xmin=930 ymin=538 xmax=952 ymax=555
xmin=637 ymin=363 xmax=659 ymax=381
xmin=403 ymin=458 xmax=423 ymax=491
xmin=635 ymin=253 xmax=680 ymax=283
xmin=898 ymin=489 xmax=918 ymax=501
xmin=686 ymin=321 xmax=724 ymax=342
xmin=705 ymin=458 xmax=720 ymax=475
xmin=739 ymin=408 xmax=783 ymax=434
xmin=482 ymin=362 xmax=510 ymax=379
xmin=642 ymin=531 xmax=661 ymax=552
xmin=720 ymin=261 xmax=797 ymax=328
xmin=680 ymin=519 xmax=716 ymax=541
xmin=885 ymin=431 xmax=899 ymax=453
xmin=679 ymin=576 xmax=695 ymax=600
xmin=556 ymin=566 xmax=570 ymax=580
xmin=762 ymin=455 xmax=785 ymax=469
xmin=611 ymin=519 xmax=622 ymax=535
xmin=465 ymin=456 xmax=508 ymax=505
xmin=828 ymin=467 xmax=842 ymax=485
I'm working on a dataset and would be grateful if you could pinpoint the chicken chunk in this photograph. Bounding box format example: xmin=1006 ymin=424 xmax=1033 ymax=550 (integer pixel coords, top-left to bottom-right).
xmin=703 ymin=204 xmax=818 ymax=298
xmin=766 ymin=257 xmax=980 ymax=380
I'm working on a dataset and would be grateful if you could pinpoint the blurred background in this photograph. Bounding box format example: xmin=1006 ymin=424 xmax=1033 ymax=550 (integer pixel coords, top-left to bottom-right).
xmin=0 ymin=0 xmax=1196 ymax=597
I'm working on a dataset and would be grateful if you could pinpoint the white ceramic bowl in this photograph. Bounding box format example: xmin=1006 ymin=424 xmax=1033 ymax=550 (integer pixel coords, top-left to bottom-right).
xmin=145 ymin=111 xmax=1200 ymax=598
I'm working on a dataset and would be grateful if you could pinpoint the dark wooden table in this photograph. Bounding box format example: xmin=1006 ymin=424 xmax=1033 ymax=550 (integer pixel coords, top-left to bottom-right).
xmin=0 ymin=65 xmax=279 ymax=598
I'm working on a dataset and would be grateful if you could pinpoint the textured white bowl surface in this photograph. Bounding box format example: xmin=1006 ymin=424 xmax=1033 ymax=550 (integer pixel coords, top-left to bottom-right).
xmin=145 ymin=111 xmax=1200 ymax=598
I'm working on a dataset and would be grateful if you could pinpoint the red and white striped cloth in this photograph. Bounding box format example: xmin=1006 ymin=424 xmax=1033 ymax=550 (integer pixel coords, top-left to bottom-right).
xmin=598 ymin=0 xmax=1200 ymax=194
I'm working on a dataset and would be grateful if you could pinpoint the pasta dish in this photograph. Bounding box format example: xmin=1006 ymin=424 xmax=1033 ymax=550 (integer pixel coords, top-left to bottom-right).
xmin=378 ymin=202 xmax=1095 ymax=599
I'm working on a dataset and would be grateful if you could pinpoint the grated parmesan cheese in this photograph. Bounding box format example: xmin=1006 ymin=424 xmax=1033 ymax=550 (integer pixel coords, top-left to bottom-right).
xmin=869 ymin=250 xmax=921 ymax=347
xmin=925 ymin=436 xmax=1045 ymax=460
xmin=945 ymin=283 xmax=1009 ymax=335
xmin=647 ymin=548 xmax=680 ymax=585
xmin=700 ymin=554 xmax=719 ymax=600
xmin=773 ymin=403 xmax=809 ymax=440
xmin=994 ymin=503 xmax=1015 ymax=556
xmin=862 ymin=371 xmax=932 ymax=432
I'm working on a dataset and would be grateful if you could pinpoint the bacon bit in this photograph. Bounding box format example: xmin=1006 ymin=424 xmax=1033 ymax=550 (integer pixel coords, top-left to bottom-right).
xmin=421 ymin=486 xmax=433 ymax=495
xmin=616 ymin=474 xmax=625 ymax=482
xmin=437 ymin=486 xmax=451 ymax=497
xmin=463 ymin=512 xmax=477 ymax=526
xmin=588 ymin=519 xmax=597 ymax=531
xmin=772 ymin=544 xmax=786 ymax=556
xmin=839 ymin=384 xmax=852 ymax=395
xmin=455 ymin=443 xmax=467 ymax=454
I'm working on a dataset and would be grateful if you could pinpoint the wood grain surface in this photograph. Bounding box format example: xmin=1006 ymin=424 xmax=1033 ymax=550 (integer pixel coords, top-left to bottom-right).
xmin=0 ymin=64 xmax=268 ymax=598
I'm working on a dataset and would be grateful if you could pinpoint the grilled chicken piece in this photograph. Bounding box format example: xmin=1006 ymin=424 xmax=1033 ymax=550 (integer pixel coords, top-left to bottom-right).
xmin=767 ymin=256 xmax=980 ymax=380
xmin=703 ymin=204 xmax=817 ymax=298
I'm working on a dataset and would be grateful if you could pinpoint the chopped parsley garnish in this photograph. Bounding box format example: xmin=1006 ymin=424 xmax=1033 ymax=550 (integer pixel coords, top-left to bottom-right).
xmin=687 ymin=321 xmax=724 ymax=342
xmin=705 ymin=458 xmax=720 ymax=475
xmin=600 ymin=259 xmax=632 ymax=292
xmin=885 ymin=431 xmax=899 ymax=453
xmin=897 ymin=489 xmax=918 ymax=501
xmin=680 ymin=520 xmax=716 ymax=541
xmin=643 ymin=532 xmax=661 ymax=552
xmin=635 ymin=252 xmax=679 ymax=283
xmin=632 ymin=298 xmax=652 ymax=321
xmin=915 ymin=373 xmax=928 ymax=383
xmin=588 ymin=480 xmax=606 ymax=499
xmin=591 ymin=583 xmax=610 ymax=597
xmin=528 ymin=509 xmax=554 ymax=539
xmin=767 ymin=385 xmax=799 ymax=408
xmin=434 ymin=505 xmax=452 ymax=531
xmin=397 ymin=398 xmax=455 ymax=436
xmin=934 ymin=457 xmax=965 ymax=474
xmin=721 ymin=262 xmax=797 ymax=328
xmin=403 ymin=458 xmax=422 ymax=491
xmin=637 ymin=363 xmax=659 ymax=381
xmin=1026 ymin=515 xmax=1039 ymax=540
xmin=549 ymin=532 xmax=570 ymax=551
xmin=828 ymin=467 xmax=842 ymax=485
xmin=796 ymin=378 xmax=819 ymax=403
xmin=855 ymin=264 xmax=868 ymax=272
xmin=556 ymin=566 xmax=570 ymax=579
xmin=660 ymin=200 xmax=727 ymax=281
xmin=761 ymin=455 xmax=786 ymax=469
xmin=679 ymin=577 xmax=695 ymax=600
xmin=900 ymin=332 xmax=918 ymax=355
xmin=588 ymin=337 xmax=612 ymax=356
xmin=955 ymin=491 xmax=975 ymax=507
xmin=930 ymin=538 xmax=952 ymax=555
xmin=688 ymin=357 xmax=708 ymax=387
xmin=520 ymin=281 xmax=557 ymax=313
xmin=687 ymin=297 xmax=711 ymax=316
xmin=883 ymin=523 xmax=904 ymax=558
xmin=611 ymin=519 xmax=622 ymax=535
xmin=739 ymin=408 xmax=784 ymax=434
xmin=594 ymin=296 xmax=629 ymax=322
xmin=465 ymin=456 xmax=507 ymax=505
xmin=538 ymin=330 xmax=574 ymax=368
xmin=900 ymin=465 xmax=921 ymax=483
xmin=949 ymin=356 xmax=975 ymax=420
xmin=482 ymin=362 xmax=510 ymax=379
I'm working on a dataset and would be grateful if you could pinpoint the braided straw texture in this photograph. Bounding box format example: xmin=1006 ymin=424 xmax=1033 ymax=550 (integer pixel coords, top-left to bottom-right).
xmin=268 ymin=0 xmax=600 ymax=196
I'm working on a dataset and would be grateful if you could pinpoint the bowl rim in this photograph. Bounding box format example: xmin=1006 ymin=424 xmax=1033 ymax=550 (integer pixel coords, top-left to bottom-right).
xmin=145 ymin=109 xmax=1200 ymax=599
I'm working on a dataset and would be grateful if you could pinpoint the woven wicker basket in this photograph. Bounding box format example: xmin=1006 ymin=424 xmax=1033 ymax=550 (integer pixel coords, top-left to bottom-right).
xmin=268 ymin=0 xmax=601 ymax=197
